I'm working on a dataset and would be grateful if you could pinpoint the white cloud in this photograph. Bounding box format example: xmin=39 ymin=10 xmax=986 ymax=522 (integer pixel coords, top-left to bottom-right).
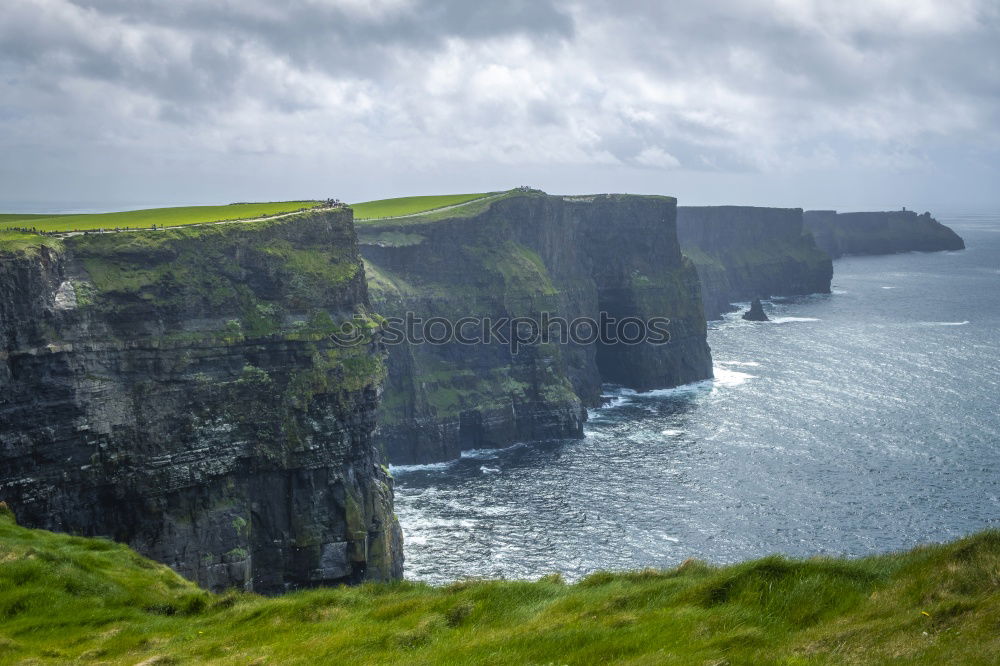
xmin=634 ymin=147 xmax=681 ymax=169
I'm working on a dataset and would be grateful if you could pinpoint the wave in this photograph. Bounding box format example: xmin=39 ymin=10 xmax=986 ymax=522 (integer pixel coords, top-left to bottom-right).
xmin=389 ymin=460 xmax=455 ymax=475
xmin=919 ymin=321 xmax=970 ymax=326
xmin=643 ymin=366 xmax=755 ymax=395
xmin=642 ymin=382 xmax=710 ymax=398
xmin=661 ymin=429 xmax=684 ymax=436
xmin=602 ymin=395 xmax=632 ymax=409
xmin=588 ymin=387 xmax=639 ymax=415
xmin=832 ymin=289 xmax=848 ymax=295
xmin=585 ymin=366 xmax=757 ymax=418
xmin=769 ymin=317 xmax=820 ymax=324
xmin=480 ymin=466 xmax=501 ymax=474
xmin=461 ymin=443 xmax=527 ymax=460
xmin=711 ymin=366 xmax=756 ymax=387
xmin=881 ymin=286 xmax=897 ymax=290
xmin=403 ymin=534 xmax=429 ymax=546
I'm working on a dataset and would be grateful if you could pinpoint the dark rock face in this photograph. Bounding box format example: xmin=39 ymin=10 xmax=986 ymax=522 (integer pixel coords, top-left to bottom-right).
xmin=803 ymin=210 xmax=965 ymax=259
xmin=742 ymin=298 xmax=769 ymax=321
xmin=676 ymin=206 xmax=833 ymax=319
xmin=0 ymin=210 xmax=402 ymax=593
xmin=360 ymin=192 xmax=714 ymax=465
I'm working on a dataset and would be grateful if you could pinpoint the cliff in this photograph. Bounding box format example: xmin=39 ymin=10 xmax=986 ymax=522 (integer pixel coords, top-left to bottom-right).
xmin=0 ymin=210 xmax=402 ymax=593
xmin=676 ymin=206 xmax=833 ymax=318
xmin=359 ymin=191 xmax=713 ymax=465
xmin=803 ymin=209 xmax=966 ymax=259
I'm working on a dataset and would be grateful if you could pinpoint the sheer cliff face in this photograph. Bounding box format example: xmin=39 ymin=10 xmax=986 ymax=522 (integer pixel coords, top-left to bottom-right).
xmin=803 ymin=210 xmax=965 ymax=259
xmin=359 ymin=192 xmax=713 ymax=465
xmin=676 ymin=206 xmax=833 ymax=319
xmin=0 ymin=210 xmax=402 ymax=593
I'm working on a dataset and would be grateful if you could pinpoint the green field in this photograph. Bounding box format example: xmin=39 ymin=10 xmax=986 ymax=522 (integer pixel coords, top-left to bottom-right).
xmin=0 ymin=213 xmax=73 ymax=223
xmin=0 ymin=202 xmax=321 ymax=233
xmin=351 ymin=193 xmax=492 ymax=220
xmin=0 ymin=194 xmax=494 ymax=234
xmin=1 ymin=506 xmax=997 ymax=664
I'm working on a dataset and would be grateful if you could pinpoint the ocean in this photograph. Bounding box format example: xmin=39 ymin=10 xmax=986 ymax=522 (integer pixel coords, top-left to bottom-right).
xmin=393 ymin=213 xmax=1000 ymax=584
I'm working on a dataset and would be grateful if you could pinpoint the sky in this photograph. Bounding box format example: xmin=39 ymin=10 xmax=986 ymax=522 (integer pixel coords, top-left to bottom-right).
xmin=2 ymin=0 xmax=999 ymax=212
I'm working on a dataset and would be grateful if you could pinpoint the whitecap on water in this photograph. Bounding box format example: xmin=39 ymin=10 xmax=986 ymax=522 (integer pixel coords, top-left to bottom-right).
xmin=589 ymin=387 xmax=638 ymax=413
xmin=769 ymin=317 xmax=821 ymax=323
xmin=399 ymin=516 xmax=477 ymax=531
xmin=711 ymin=366 xmax=756 ymax=388
xmin=718 ymin=360 xmax=761 ymax=367
xmin=390 ymin=460 xmax=455 ymax=475
xmin=642 ymin=381 xmax=711 ymax=398
xmin=602 ymin=395 xmax=631 ymax=408
xmin=919 ymin=321 xmax=970 ymax=326
xmin=661 ymin=429 xmax=683 ymax=436
xmin=637 ymin=365 xmax=755 ymax=398
xmin=460 ymin=443 xmax=526 ymax=460
xmin=480 ymin=466 xmax=501 ymax=474
xmin=881 ymin=286 xmax=898 ymax=290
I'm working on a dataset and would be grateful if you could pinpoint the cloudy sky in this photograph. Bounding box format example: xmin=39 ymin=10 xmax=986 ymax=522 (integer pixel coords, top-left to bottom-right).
xmin=2 ymin=0 xmax=998 ymax=212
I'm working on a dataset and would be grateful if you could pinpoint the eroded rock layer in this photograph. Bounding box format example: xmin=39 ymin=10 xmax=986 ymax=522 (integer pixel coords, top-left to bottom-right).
xmin=0 ymin=210 xmax=402 ymax=593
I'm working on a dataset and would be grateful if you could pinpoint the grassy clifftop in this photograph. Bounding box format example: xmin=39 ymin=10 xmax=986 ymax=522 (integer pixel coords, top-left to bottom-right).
xmin=0 ymin=202 xmax=322 ymax=233
xmin=351 ymin=193 xmax=493 ymax=220
xmin=0 ymin=193 xmax=493 ymax=234
xmin=2 ymin=506 xmax=997 ymax=664
xmin=355 ymin=189 xmax=677 ymax=228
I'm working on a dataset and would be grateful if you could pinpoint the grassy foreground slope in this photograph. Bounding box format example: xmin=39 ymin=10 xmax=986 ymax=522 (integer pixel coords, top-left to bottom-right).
xmin=0 ymin=202 xmax=320 ymax=233
xmin=1 ymin=507 xmax=997 ymax=665
xmin=351 ymin=193 xmax=491 ymax=220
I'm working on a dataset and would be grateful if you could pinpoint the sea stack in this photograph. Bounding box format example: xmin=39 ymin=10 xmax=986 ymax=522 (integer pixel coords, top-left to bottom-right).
xmin=743 ymin=298 xmax=769 ymax=321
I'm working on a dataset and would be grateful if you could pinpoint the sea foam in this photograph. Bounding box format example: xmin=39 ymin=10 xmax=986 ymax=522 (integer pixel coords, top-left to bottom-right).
xmin=389 ymin=460 xmax=455 ymax=475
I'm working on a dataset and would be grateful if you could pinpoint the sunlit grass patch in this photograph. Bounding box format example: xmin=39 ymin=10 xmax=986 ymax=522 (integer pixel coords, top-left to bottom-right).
xmin=0 ymin=201 xmax=321 ymax=233
xmin=351 ymin=193 xmax=491 ymax=220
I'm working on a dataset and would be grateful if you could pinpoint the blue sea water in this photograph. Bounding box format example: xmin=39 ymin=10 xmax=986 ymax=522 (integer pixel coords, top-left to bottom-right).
xmin=393 ymin=213 xmax=1000 ymax=584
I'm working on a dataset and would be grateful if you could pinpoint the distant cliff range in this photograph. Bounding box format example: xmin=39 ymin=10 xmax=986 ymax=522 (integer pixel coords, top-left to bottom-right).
xmin=804 ymin=209 xmax=965 ymax=259
xmin=676 ymin=206 xmax=833 ymax=319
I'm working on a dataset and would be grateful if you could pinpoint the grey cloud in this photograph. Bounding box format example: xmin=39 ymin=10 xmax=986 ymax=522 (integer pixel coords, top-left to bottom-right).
xmin=0 ymin=0 xmax=998 ymax=209
xmin=2 ymin=0 xmax=574 ymax=112
xmin=65 ymin=0 xmax=574 ymax=74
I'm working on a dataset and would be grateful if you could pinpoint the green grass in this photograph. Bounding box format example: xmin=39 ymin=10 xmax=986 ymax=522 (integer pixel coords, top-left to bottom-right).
xmin=0 ymin=202 xmax=321 ymax=233
xmin=1 ymin=191 xmax=497 ymax=236
xmin=351 ymin=193 xmax=492 ymax=220
xmin=1 ymin=505 xmax=998 ymax=665
xmin=0 ymin=193 xmax=489 ymax=234
xmin=0 ymin=230 xmax=63 ymax=255
xmin=1 ymin=190 xmax=667 ymax=236
xmin=0 ymin=213 xmax=74 ymax=223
